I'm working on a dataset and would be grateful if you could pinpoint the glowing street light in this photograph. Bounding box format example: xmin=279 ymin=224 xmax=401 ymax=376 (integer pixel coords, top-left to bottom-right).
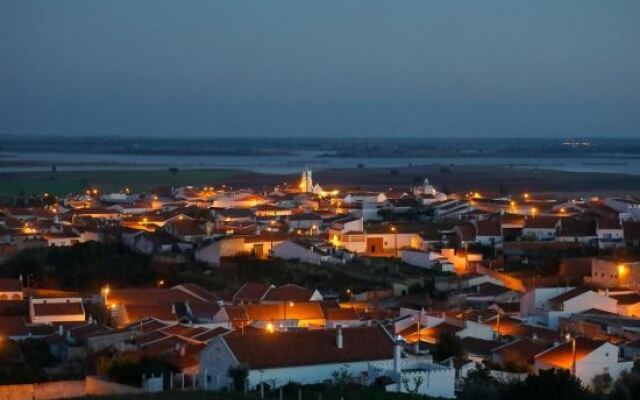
xmin=390 ymin=226 xmax=398 ymax=257
xmin=266 ymin=322 xmax=275 ymax=333
xmin=565 ymin=333 xmax=577 ymax=376
xmin=101 ymin=285 xmax=110 ymax=305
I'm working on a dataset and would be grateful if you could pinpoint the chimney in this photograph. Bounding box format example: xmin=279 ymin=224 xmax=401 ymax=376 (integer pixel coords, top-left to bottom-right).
xmin=393 ymin=335 xmax=402 ymax=374
xmin=336 ymin=326 xmax=343 ymax=349
xmin=58 ymin=325 xmax=64 ymax=336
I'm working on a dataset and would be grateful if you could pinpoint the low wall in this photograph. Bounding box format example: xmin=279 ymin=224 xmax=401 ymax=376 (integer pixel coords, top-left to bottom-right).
xmin=0 ymin=376 xmax=142 ymax=400
xmin=0 ymin=380 xmax=85 ymax=400
xmin=86 ymin=376 xmax=142 ymax=396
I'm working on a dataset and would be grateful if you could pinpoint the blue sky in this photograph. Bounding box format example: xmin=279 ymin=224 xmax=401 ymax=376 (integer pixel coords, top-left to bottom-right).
xmin=1 ymin=0 xmax=639 ymax=137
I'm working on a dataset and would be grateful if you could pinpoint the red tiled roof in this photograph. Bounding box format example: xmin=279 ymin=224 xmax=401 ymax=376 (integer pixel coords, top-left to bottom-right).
xmin=323 ymin=307 xmax=360 ymax=321
xmin=223 ymin=326 xmax=393 ymax=369
xmin=124 ymin=304 xmax=176 ymax=322
xmin=535 ymin=337 xmax=606 ymax=369
xmin=32 ymin=301 xmax=84 ymax=317
xmin=492 ymin=339 xmax=548 ymax=365
xmin=109 ymin=288 xmax=207 ymax=306
xmin=548 ymin=288 xmax=590 ymax=304
xmin=0 ymin=316 xmax=28 ymax=336
xmin=0 ymin=278 xmax=22 ymax=292
xmin=610 ymin=292 xmax=640 ymax=305
xmin=474 ymin=220 xmax=501 ymax=237
xmin=400 ymin=322 xmax=462 ymax=343
xmin=263 ymin=284 xmax=316 ymax=302
xmin=243 ymin=302 xmax=325 ymax=321
xmin=524 ymin=216 xmax=558 ymax=229
xmin=233 ymin=282 xmax=273 ymax=302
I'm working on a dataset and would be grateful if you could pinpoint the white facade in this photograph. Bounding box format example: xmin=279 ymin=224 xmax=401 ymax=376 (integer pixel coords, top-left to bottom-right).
xmin=591 ymin=258 xmax=640 ymax=289
xmin=199 ymin=335 xmax=394 ymax=391
xmin=29 ymin=297 xmax=86 ymax=324
xmin=522 ymin=227 xmax=556 ymax=241
xmin=371 ymin=360 xmax=456 ymax=399
xmin=535 ymin=342 xmax=633 ymax=387
xmin=546 ymin=291 xmax=618 ymax=329
xmin=272 ymin=241 xmax=324 ymax=265
xmin=520 ymin=287 xmax=573 ymax=324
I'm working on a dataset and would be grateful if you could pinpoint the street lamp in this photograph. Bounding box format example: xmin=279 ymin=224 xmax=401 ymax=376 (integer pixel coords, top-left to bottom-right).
xmin=283 ymin=300 xmax=294 ymax=321
xmin=346 ymin=289 xmax=354 ymax=309
xmin=102 ymin=285 xmax=110 ymax=305
xmin=266 ymin=227 xmax=274 ymax=257
xmin=618 ymin=264 xmax=629 ymax=286
xmin=565 ymin=333 xmax=577 ymax=376
xmin=390 ymin=226 xmax=398 ymax=257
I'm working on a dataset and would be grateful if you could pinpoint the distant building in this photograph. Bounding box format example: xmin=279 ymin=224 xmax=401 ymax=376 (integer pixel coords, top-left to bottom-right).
xmin=199 ymin=326 xmax=395 ymax=391
xmin=535 ymin=338 xmax=633 ymax=387
xmin=29 ymin=297 xmax=86 ymax=324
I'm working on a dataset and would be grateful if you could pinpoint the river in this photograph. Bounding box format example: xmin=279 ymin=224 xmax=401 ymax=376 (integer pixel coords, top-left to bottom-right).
xmin=0 ymin=151 xmax=639 ymax=175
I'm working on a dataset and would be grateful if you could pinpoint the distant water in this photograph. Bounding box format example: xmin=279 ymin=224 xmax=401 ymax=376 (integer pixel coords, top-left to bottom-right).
xmin=0 ymin=150 xmax=639 ymax=176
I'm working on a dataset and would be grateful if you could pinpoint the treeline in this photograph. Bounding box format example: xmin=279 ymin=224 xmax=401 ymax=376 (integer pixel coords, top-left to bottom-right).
xmin=1 ymin=242 xmax=155 ymax=292
xmin=460 ymin=363 xmax=640 ymax=400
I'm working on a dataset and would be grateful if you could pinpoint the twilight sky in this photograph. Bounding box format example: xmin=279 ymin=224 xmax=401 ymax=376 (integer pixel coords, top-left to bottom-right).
xmin=1 ymin=0 xmax=639 ymax=138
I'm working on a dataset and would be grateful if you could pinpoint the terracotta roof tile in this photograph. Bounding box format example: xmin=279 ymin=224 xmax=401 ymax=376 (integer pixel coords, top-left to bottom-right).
xmin=223 ymin=326 xmax=393 ymax=369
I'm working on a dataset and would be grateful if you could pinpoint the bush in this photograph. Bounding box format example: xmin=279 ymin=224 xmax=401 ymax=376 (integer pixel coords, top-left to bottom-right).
xmin=107 ymin=355 xmax=177 ymax=387
xmin=227 ymin=364 xmax=248 ymax=392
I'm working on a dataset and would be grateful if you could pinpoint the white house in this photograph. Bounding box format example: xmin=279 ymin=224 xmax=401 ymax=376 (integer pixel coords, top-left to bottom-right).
xmin=272 ymin=239 xmax=352 ymax=266
xmin=29 ymin=297 xmax=86 ymax=324
xmin=0 ymin=278 xmax=23 ymax=301
xmin=597 ymin=218 xmax=625 ymax=249
xmin=400 ymin=249 xmax=455 ymax=273
xmin=544 ymin=288 xmax=618 ymax=329
xmin=603 ymin=198 xmax=640 ymax=222
xmin=369 ymin=359 xmax=456 ymax=399
xmin=522 ymin=216 xmax=558 ymax=241
xmin=535 ymin=338 xmax=633 ymax=387
xmin=198 ymin=326 xmax=395 ymax=390
xmin=520 ymin=287 xmax=575 ymax=325
xmin=195 ymin=234 xmax=287 ymax=266
xmin=472 ymin=220 xmax=503 ymax=247
xmin=590 ymin=258 xmax=640 ymax=289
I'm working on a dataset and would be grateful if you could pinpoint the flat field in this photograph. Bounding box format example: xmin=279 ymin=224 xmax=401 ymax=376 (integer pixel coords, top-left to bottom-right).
xmin=0 ymin=169 xmax=239 ymax=196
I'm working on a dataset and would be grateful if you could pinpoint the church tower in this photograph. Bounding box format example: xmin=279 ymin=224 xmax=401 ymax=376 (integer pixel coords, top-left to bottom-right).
xmin=299 ymin=167 xmax=313 ymax=192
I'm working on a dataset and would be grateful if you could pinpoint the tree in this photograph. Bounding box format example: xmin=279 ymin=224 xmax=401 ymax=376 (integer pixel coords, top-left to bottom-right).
xmin=610 ymin=365 xmax=640 ymax=400
xmin=591 ymin=373 xmax=612 ymax=398
xmin=0 ymin=339 xmax=56 ymax=384
xmin=227 ymin=364 xmax=249 ymax=392
xmin=401 ymin=375 xmax=424 ymax=394
xmin=503 ymin=369 xmax=596 ymax=400
xmin=459 ymin=365 xmax=503 ymax=400
xmin=106 ymin=355 xmax=177 ymax=386
xmin=432 ymin=332 xmax=465 ymax=362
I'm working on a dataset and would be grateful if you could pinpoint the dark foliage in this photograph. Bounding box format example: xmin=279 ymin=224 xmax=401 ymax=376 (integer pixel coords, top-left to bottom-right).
xmin=432 ymin=332 xmax=465 ymax=362
xmin=107 ymin=355 xmax=177 ymax=387
xmin=1 ymin=242 xmax=154 ymax=291
xmin=0 ymin=339 xmax=56 ymax=384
